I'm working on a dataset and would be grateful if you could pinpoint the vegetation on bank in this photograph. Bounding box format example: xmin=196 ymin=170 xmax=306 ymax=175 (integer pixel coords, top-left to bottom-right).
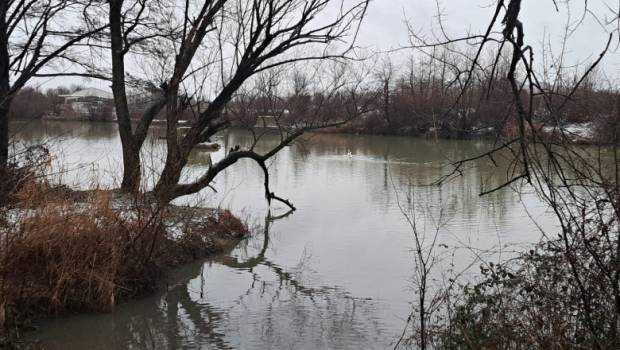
xmin=222 ymin=52 xmax=619 ymax=143
xmin=441 ymin=233 xmax=617 ymax=349
xmin=385 ymin=2 xmax=620 ymax=349
xmin=0 ymin=149 xmax=248 ymax=346
xmin=393 ymin=223 xmax=618 ymax=349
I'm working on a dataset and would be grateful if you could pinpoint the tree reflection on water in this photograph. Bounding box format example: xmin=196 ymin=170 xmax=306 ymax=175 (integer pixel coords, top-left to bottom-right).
xmin=32 ymin=212 xmax=389 ymax=350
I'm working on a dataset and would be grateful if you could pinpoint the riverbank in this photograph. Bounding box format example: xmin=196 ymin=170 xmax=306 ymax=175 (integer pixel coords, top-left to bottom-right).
xmin=0 ymin=176 xmax=249 ymax=347
xmin=30 ymin=116 xmax=604 ymax=146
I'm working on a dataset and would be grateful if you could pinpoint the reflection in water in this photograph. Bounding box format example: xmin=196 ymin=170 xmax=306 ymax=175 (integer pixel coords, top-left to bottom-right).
xmin=32 ymin=214 xmax=388 ymax=349
xmin=14 ymin=121 xmax=555 ymax=349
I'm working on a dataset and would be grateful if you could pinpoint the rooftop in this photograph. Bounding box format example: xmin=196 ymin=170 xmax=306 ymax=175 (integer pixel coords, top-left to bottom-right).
xmin=61 ymin=87 xmax=114 ymax=100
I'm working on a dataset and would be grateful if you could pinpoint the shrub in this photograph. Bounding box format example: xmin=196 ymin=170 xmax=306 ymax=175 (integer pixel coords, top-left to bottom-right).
xmin=440 ymin=233 xmax=616 ymax=349
xmin=0 ymin=182 xmax=249 ymax=341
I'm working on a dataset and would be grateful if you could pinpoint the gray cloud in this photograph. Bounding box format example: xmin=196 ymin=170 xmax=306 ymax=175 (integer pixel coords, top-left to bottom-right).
xmin=37 ymin=0 xmax=620 ymax=89
xmin=358 ymin=0 xmax=619 ymax=80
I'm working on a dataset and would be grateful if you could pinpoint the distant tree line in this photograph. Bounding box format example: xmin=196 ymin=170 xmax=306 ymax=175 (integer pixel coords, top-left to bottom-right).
xmin=227 ymin=50 xmax=619 ymax=142
xmin=7 ymin=85 xmax=107 ymax=120
xmin=9 ymin=54 xmax=619 ymax=144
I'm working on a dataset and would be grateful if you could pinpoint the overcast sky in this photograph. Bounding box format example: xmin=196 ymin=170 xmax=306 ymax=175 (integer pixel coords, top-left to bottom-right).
xmin=46 ymin=0 xmax=620 ymax=90
xmin=358 ymin=0 xmax=619 ymax=77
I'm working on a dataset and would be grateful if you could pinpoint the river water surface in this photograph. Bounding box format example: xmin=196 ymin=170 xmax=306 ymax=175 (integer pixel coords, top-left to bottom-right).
xmin=13 ymin=121 xmax=556 ymax=349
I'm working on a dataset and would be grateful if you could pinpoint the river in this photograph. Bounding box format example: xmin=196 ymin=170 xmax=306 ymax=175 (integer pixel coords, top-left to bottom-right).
xmin=12 ymin=120 xmax=555 ymax=349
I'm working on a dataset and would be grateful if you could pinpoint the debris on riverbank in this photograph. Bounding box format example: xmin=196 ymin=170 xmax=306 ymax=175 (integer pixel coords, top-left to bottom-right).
xmin=0 ymin=180 xmax=248 ymax=345
xmin=194 ymin=142 xmax=221 ymax=152
xmin=541 ymin=122 xmax=595 ymax=143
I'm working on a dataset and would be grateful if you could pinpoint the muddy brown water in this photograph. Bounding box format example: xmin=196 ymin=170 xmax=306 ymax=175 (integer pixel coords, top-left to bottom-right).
xmin=11 ymin=120 xmax=555 ymax=349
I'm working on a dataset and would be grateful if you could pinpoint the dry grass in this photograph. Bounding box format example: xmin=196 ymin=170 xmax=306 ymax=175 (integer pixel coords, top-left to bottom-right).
xmin=173 ymin=209 xmax=249 ymax=263
xmin=0 ymin=179 xmax=249 ymax=340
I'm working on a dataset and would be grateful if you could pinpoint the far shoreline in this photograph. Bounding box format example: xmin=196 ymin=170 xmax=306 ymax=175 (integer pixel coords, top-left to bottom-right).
xmin=13 ymin=116 xmax=605 ymax=146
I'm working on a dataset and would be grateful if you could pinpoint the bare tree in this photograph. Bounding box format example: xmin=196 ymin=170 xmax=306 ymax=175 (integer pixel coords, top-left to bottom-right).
xmin=107 ymin=0 xmax=171 ymax=192
xmin=0 ymin=0 xmax=104 ymax=170
xmin=99 ymin=0 xmax=370 ymax=202
xmin=413 ymin=1 xmax=620 ymax=348
xmin=375 ymin=58 xmax=394 ymax=128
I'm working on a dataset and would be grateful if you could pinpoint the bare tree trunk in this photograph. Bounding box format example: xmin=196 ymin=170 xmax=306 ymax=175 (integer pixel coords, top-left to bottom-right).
xmin=153 ymin=89 xmax=183 ymax=202
xmin=153 ymin=78 xmax=242 ymax=202
xmin=0 ymin=102 xmax=9 ymax=170
xmin=154 ymin=159 xmax=185 ymax=202
xmin=0 ymin=100 xmax=9 ymax=172
xmin=0 ymin=101 xmax=9 ymax=216
xmin=383 ymin=80 xmax=391 ymax=128
xmin=0 ymin=3 xmax=10 ymax=170
xmin=120 ymin=143 xmax=141 ymax=191
xmin=109 ymin=0 xmax=141 ymax=192
xmin=613 ymin=96 xmax=620 ymax=347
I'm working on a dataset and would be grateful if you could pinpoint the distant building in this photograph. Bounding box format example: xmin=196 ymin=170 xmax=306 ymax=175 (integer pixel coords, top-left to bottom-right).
xmin=254 ymin=109 xmax=290 ymax=129
xmin=60 ymin=88 xmax=115 ymax=120
xmin=255 ymin=115 xmax=280 ymax=129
